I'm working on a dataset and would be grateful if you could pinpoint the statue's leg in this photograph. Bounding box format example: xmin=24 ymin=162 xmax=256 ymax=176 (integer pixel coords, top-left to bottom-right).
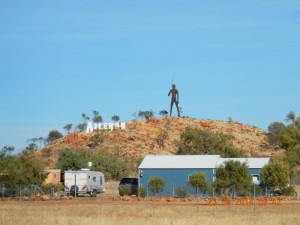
xmin=175 ymin=102 xmax=180 ymax=117
xmin=170 ymin=101 xmax=174 ymax=116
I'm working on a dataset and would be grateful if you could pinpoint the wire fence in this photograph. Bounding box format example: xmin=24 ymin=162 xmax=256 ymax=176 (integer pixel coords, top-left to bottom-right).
xmin=1 ymin=182 xmax=298 ymax=211
xmin=0 ymin=183 xmax=63 ymax=198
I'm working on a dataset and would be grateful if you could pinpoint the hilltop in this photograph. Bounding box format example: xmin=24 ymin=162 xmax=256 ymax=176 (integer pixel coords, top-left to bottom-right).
xmin=38 ymin=117 xmax=283 ymax=168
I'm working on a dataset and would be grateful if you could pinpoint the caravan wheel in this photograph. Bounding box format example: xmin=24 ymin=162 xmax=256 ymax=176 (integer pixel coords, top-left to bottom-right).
xmin=90 ymin=190 xmax=97 ymax=197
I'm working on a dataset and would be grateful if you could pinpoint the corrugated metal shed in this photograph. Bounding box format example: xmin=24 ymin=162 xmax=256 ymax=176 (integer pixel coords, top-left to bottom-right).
xmin=216 ymin=158 xmax=270 ymax=168
xmin=138 ymin=155 xmax=271 ymax=196
xmin=139 ymin=155 xmax=221 ymax=169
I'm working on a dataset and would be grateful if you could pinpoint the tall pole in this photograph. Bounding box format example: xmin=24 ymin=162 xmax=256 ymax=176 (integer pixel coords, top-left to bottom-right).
xmin=253 ymin=185 xmax=256 ymax=215
xmin=74 ymin=175 xmax=77 ymax=198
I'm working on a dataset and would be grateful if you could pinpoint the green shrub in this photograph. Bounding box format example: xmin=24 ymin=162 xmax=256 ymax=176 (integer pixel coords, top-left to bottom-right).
xmin=175 ymin=127 xmax=246 ymax=157
xmin=176 ymin=188 xmax=188 ymax=198
xmin=21 ymin=187 xmax=31 ymax=197
xmin=119 ymin=186 xmax=131 ymax=196
xmin=282 ymin=186 xmax=297 ymax=196
xmin=148 ymin=176 xmax=165 ymax=196
xmin=249 ymin=184 xmax=263 ymax=197
xmin=41 ymin=183 xmax=64 ymax=194
xmin=138 ymin=187 xmax=147 ymax=198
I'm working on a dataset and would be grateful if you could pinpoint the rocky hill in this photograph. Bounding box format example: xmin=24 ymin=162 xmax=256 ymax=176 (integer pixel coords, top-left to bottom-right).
xmin=38 ymin=117 xmax=283 ymax=168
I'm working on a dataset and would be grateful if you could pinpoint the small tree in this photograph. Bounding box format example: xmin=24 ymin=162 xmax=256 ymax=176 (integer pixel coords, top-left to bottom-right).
xmin=280 ymin=124 xmax=300 ymax=150
xmin=63 ymin=123 xmax=73 ymax=134
xmin=148 ymin=176 xmax=165 ymax=196
xmin=92 ymin=110 xmax=103 ymax=123
xmin=0 ymin=146 xmax=15 ymax=183
xmin=261 ymin=161 xmax=289 ymax=190
xmin=285 ymin=111 xmax=300 ymax=126
xmin=46 ymin=130 xmax=63 ymax=144
xmin=213 ymin=160 xmax=252 ymax=197
xmin=159 ymin=110 xmax=168 ymax=117
xmin=111 ymin=115 xmax=120 ymax=122
xmin=76 ymin=123 xmax=86 ymax=132
xmin=138 ymin=110 xmax=154 ymax=121
xmin=56 ymin=148 xmax=88 ymax=171
xmin=156 ymin=129 xmax=168 ymax=148
xmin=267 ymin=122 xmax=285 ymax=146
xmin=10 ymin=150 xmax=48 ymax=185
xmin=92 ymin=151 xmax=131 ymax=180
xmin=188 ymin=172 xmax=209 ymax=196
xmin=25 ymin=142 xmax=38 ymax=151
xmin=26 ymin=138 xmax=39 ymax=150
xmin=286 ymin=111 xmax=296 ymax=124
xmin=0 ymin=146 xmax=14 ymax=159
xmin=82 ymin=113 xmax=90 ymax=123
xmin=77 ymin=113 xmax=90 ymax=132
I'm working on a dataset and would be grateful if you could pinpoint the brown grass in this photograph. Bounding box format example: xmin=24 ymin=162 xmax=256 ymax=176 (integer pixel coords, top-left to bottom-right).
xmin=1 ymin=200 xmax=299 ymax=225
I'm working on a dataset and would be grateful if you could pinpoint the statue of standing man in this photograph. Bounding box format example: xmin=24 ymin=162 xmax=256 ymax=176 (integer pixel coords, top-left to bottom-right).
xmin=168 ymin=84 xmax=180 ymax=117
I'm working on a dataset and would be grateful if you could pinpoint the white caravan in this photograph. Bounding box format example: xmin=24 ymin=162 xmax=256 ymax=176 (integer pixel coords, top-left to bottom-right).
xmin=64 ymin=169 xmax=105 ymax=197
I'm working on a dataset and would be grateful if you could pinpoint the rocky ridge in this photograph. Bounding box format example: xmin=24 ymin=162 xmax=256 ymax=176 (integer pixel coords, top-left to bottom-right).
xmin=39 ymin=117 xmax=283 ymax=168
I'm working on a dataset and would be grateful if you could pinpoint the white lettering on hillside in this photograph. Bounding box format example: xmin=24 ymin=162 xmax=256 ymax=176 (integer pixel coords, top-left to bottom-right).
xmin=86 ymin=122 xmax=126 ymax=133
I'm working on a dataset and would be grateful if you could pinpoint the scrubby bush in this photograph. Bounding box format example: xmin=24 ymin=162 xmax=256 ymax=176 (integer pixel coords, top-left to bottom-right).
xmin=21 ymin=187 xmax=32 ymax=197
xmin=267 ymin=122 xmax=286 ymax=146
xmin=138 ymin=187 xmax=147 ymax=198
xmin=138 ymin=110 xmax=154 ymax=121
xmin=119 ymin=186 xmax=131 ymax=196
xmin=41 ymin=183 xmax=64 ymax=194
xmin=92 ymin=151 xmax=131 ymax=180
xmin=46 ymin=130 xmax=63 ymax=144
xmin=282 ymin=186 xmax=297 ymax=196
xmin=56 ymin=148 xmax=131 ymax=180
xmin=175 ymin=127 xmax=245 ymax=157
xmin=176 ymin=188 xmax=188 ymax=198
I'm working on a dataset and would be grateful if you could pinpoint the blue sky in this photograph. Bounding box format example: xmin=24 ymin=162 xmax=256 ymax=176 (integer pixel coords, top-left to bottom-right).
xmin=0 ymin=0 xmax=299 ymax=151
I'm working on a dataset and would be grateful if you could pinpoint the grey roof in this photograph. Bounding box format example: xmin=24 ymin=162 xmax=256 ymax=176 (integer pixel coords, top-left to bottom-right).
xmin=216 ymin=158 xmax=270 ymax=168
xmin=138 ymin=155 xmax=221 ymax=169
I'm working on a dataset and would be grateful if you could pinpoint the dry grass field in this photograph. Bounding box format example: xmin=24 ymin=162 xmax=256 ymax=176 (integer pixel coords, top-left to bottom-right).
xmin=1 ymin=199 xmax=299 ymax=225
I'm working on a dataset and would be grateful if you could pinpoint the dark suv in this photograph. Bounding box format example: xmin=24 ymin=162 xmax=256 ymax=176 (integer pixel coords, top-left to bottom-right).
xmin=118 ymin=178 xmax=138 ymax=196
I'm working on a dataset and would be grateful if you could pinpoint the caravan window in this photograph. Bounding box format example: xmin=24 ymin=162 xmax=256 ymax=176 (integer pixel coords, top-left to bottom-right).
xmin=100 ymin=176 xmax=103 ymax=185
xmin=93 ymin=177 xmax=96 ymax=182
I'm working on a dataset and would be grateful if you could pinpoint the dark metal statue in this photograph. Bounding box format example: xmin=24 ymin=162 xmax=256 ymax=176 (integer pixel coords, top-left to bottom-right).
xmin=168 ymin=84 xmax=180 ymax=117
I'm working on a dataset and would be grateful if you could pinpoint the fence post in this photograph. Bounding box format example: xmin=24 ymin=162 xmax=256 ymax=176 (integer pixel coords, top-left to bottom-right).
xmin=197 ymin=187 xmax=199 ymax=213
xmin=1 ymin=184 xmax=4 ymax=199
xmin=172 ymin=185 xmax=175 ymax=197
xmin=253 ymin=185 xmax=256 ymax=216
xmin=100 ymin=192 xmax=102 ymax=209
xmin=145 ymin=187 xmax=148 ymax=207
xmin=19 ymin=185 xmax=21 ymax=202
xmin=74 ymin=175 xmax=77 ymax=198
